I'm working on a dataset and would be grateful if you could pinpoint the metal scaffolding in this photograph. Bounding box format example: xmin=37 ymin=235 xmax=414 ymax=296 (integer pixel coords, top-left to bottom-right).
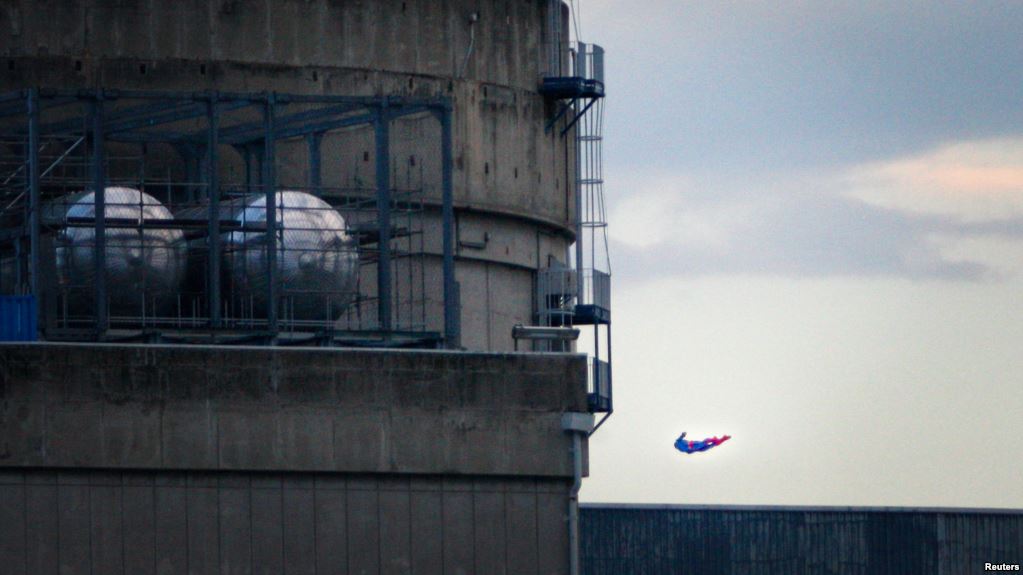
xmin=536 ymin=37 xmax=612 ymax=416
xmin=0 ymin=89 xmax=457 ymax=348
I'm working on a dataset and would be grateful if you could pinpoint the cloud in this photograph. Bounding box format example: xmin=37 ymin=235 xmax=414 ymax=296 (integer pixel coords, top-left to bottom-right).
xmin=844 ymin=138 xmax=1023 ymax=223
xmin=929 ymin=233 xmax=1023 ymax=281
xmin=609 ymin=174 xmax=753 ymax=251
xmin=605 ymin=138 xmax=1023 ymax=283
xmin=585 ymin=0 xmax=1023 ymax=174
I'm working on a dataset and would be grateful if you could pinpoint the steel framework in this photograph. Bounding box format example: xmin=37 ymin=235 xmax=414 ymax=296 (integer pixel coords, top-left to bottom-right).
xmin=0 ymin=89 xmax=457 ymax=348
xmin=536 ymin=38 xmax=613 ymax=417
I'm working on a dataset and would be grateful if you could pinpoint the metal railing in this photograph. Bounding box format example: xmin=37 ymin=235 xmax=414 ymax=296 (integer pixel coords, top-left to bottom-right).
xmin=572 ymin=42 xmax=605 ymax=84
xmin=537 ymin=266 xmax=577 ymax=327
xmin=579 ymin=268 xmax=610 ymax=311
xmin=588 ymin=357 xmax=612 ymax=413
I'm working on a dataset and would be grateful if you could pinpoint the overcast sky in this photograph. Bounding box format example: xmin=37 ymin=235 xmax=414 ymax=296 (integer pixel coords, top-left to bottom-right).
xmin=576 ymin=0 xmax=1023 ymax=508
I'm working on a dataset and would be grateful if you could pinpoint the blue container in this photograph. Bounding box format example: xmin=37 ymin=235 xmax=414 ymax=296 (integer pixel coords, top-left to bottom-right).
xmin=0 ymin=296 xmax=38 ymax=341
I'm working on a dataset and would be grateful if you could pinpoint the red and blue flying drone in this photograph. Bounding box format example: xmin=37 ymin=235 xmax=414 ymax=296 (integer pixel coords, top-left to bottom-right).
xmin=674 ymin=432 xmax=731 ymax=454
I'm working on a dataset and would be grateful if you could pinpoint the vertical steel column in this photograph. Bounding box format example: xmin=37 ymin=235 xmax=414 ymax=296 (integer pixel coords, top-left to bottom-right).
xmin=26 ymin=89 xmax=41 ymax=328
xmin=606 ymin=321 xmax=612 ymax=403
xmin=91 ymin=93 xmax=108 ymax=333
xmin=375 ymin=104 xmax=392 ymax=332
xmin=307 ymin=133 xmax=322 ymax=193
xmin=574 ymin=102 xmax=583 ymax=304
xmin=13 ymin=239 xmax=22 ymax=294
xmin=206 ymin=92 xmax=221 ymax=327
xmin=263 ymin=94 xmax=278 ymax=333
xmin=242 ymin=146 xmax=253 ymax=193
xmin=439 ymin=104 xmax=459 ymax=348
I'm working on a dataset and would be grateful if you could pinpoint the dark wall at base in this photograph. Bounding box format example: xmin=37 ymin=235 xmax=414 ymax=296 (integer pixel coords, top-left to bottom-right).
xmin=0 ymin=343 xmax=589 ymax=574
xmin=581 ymin=504 xmax=1023 ymax=575
xmin=0 ymin=468 xmax=569 ymax=575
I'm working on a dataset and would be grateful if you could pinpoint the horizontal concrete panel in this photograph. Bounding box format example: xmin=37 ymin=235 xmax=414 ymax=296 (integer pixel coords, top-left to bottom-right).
xmin=0 ymin=0 xmax=544 ymax=90
xmin=0 ymin=343 xmax=588 ymax=477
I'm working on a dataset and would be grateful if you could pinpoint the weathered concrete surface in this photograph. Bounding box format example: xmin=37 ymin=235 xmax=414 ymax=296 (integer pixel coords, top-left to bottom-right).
xmin=0 ymin=343 xmax=589 ymax=477
xmin=0 ymin=0 xmax=575 ymax=231
xmin=0 ymin=0 xmax=581 ymax=351
xmin=0 ymin=469 xmax=570 ymax=575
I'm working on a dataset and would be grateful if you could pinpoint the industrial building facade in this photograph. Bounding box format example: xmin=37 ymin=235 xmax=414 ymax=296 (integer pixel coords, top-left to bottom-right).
xmin=581 ymin=504 xmax=1023 ymax=574
xmin=0 ymin=343 xmax=590 ymax=574
xmin=0 ymin=0 xmax=610 ymax=354
xmin=0 ymin=1 xmax=612 ymax=574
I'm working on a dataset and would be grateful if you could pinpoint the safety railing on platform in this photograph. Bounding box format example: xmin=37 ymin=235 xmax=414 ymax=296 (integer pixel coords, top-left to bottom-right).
xmin=588 ymin=356 xmax=612 ymax=413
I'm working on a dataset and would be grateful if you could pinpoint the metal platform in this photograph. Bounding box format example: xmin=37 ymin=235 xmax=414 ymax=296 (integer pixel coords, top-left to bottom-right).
xmin=539 ymin=77 xmax=605 ymax=100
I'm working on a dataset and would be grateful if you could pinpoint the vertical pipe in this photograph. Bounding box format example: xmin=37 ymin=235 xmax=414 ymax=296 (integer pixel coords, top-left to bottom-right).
xmin=91 ymin=93 xmax=108 ymax=333
xmin=440 ymin=104 xmax=459 ymax=348
xmin=13 ymin=238 xmax=22 ymax=294
xmin=375 ymin=105 xmax=392 ymax=332
xmin=207 ymin=92 xmax=221 ymax=327
xmin=568 ymin=430 xmax=583 ymax=575
xmin=243 ymin=146 xmax=253 ymax=193
xmin=574 ymin=102 xmax=583 ymax=304
xmin=263 ymin=94 xmax=278 ymax=333
xmin=307 ymin=132 xmax=322 ymax=193
xmin=606 ymin=321 xmax=612 ymax=407
xmin=27 ymin=89 xmax=41 ymax=331
xmin=185 ymin=145 xmax=198 ymax=201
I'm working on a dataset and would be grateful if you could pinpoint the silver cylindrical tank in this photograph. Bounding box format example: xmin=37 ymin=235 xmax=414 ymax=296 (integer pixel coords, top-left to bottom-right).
xmin=182 ymin=191 xmax=358 ymax=323
xmin=44 ymin=187 xmax=187 ymax=318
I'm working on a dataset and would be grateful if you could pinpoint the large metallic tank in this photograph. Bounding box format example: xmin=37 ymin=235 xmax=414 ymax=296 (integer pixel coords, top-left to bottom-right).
xmin=43 ymin=187 xmax=186 ymax=318
xmin=181 ymin=191 xmax=358 ymax=323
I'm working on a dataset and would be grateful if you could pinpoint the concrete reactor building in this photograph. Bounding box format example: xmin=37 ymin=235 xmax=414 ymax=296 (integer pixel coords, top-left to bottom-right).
xmin=0 ymin=1 xmax=612 ymax=574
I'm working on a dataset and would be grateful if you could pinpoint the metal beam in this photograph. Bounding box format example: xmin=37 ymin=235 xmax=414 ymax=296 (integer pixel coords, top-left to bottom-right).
xmin=223 ymin=111 xmax=376 ymax=145
xmin=27 ymin=89 xmax=41 ymax=334
xmin=560 ymin=98 xmax=598 ymax=137
xmin=103 ymin=102 xmax=203 ymax=134
xmin=307 ymin=133 xmax=322 ymax=194
xmin=263 ymin=94 xmax=278 ymax=333
xmin=36 ymin=99 xmax=252 ymax=138
xmin=375 ymin=106 xmax=392 ymax=332
xmin=222 ymin=106 xmax=429 ymax=146
xmin=207 ymin=92 xmax=222 ymax=328
xmin=102 ymin=104 xmax=431 ymax=145
xmin=439 ymin=105 xmax=459 ymax=348
xmin=214 ymin=103 xmax=359 ymax=143
xmin=91 ymin=94 xmax=108 ymax=333
xmin=36 ymin=100 xmax=193 ymax=136
xmin=545 ymin=98 xmax=577 ymax=133
xmin=104 ymin=130 xmax=199 ymax=144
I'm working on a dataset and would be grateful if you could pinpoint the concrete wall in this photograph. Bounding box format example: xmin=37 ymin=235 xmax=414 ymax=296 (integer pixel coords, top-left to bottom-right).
xmin=0 ymin=343 xmax=588 ymax=476
xmin=0 ymin=0 xmax=581 ymax=351
xmin=0 ymin=342 xmax=590 ymax=573
xmin=0 ymin=469 xmax=570 ymax=575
